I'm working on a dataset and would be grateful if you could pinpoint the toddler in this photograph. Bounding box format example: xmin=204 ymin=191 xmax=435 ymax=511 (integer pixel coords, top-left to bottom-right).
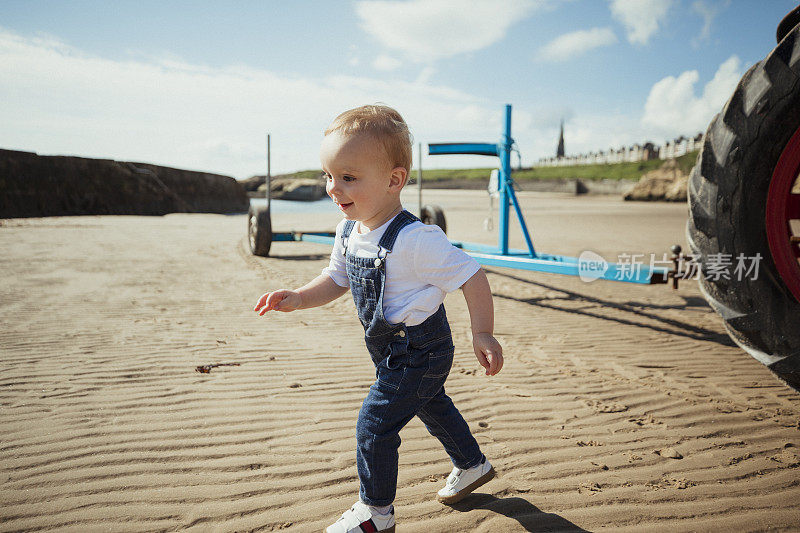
xmin=254 ymin=105 xmax=503 ymax=533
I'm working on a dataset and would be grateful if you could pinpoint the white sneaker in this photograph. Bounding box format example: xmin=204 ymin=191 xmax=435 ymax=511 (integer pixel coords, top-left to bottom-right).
xmin=437 ymin=456 xmax=496 ymax=504
xmin=325 ymin=501 xmax=396 ymax=533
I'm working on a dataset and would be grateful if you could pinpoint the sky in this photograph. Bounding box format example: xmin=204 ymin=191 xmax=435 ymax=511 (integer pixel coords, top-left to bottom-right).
xmin=0 ymin=0 xmax=796 ymax=178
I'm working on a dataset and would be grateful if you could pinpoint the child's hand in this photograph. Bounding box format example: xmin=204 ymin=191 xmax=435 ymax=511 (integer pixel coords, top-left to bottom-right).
xmin=254 ymin=290 xmax=302 ymax=315
xmin=473 ymin=332 xmax=503 ymax=376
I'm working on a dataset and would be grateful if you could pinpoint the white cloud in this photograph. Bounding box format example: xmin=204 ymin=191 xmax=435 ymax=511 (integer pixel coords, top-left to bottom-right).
xmin=348 ymin=44 xmax=361 ymax=66
xmin=537 ymin=27 xmax=617 ymax=61
xmin=691 ymin=0 xmax=727 ymax=45
xmin=641 ymin=55 xmax=743 ymax=138
xmin=415 ymin=66 xmax=436 ymax=84
xmin=355 ymin=0 xmax=543 ymax=61
xmin=610 ymin=0 xmax=672 ymax=45
xmin=0 ymin=28 xmax=518 ymax=177
xmin=0 ymin=25 xmax=684 ymax=176
xmin=372 ymin=54 xmax=402 ymax=71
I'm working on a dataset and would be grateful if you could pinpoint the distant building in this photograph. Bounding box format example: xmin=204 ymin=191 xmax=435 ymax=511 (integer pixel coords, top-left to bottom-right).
xmin=556 ymin=120 xmax=565 ymax=159
xmin=643 ymin=142 xmax=658 ymax=160
xmin=535 ymin=132 xmax=704 ymax=167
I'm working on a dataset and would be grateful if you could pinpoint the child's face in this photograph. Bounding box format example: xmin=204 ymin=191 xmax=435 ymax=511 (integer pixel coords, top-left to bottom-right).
xmin=320 ymin=131 xmax=407 ymax=230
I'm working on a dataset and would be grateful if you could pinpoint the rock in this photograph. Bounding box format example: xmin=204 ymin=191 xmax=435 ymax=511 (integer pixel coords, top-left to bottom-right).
xmin=665 ymin=174 xmax=689 ymax=201
xmin=243 ymin=172 xmax=327 ymax=201
xmin=0 ymin=148 xmax=249 ymax=217
xmin=256 ymin=177 xmax=326 ymax=201
xmin=238 ymin=173 xmax=265 ymax=192
xmin=656 ymin=447 xmax=683 ymax=459
xmin=623 ymin=158 xmax=688 ymax=202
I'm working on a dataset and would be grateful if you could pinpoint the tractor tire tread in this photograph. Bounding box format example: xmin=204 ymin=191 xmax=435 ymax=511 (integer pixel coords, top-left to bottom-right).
xmin=687 ymin=23 xmax=800 ymax=380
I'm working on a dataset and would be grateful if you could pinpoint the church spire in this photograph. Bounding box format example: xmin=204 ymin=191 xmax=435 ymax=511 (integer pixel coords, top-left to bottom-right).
xmin=556 ymin=119 xmax=565 ymax=159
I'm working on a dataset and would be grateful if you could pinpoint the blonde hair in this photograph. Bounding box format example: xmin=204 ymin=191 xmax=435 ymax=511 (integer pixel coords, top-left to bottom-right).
xmin=324 ymin=104 xmax=413 ymax=172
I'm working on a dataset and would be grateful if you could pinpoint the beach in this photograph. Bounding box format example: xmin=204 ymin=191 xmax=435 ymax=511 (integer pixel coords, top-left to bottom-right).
xmin=1 ymin=189 xmax=799 ymax=532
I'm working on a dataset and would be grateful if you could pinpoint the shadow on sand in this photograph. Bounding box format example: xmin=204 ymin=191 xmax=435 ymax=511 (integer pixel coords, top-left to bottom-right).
xmin=448 ymin=492 xmax=589 ymax=532
xmin=268 ymin=253 xmax=331 ymax=261
xmin=487 ymin=268 xmax=736 ymax=348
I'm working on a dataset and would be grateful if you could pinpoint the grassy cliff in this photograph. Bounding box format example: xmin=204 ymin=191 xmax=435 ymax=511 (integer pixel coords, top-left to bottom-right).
xmin=272 ymin=151 xmax=699 ymax=185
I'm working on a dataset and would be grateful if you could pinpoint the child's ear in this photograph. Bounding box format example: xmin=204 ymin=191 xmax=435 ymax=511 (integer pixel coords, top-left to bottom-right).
xmin=389 ymin=167 xmax=408 ymax=190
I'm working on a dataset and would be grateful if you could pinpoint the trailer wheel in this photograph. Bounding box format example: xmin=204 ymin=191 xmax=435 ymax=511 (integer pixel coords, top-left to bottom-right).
xmin=687 ymin=23 xmax=800 ymax=389
xmin=248 ymin=204 xmax=272 ymax=257
xmin=421 ymin=204 xmax=447 ymax=234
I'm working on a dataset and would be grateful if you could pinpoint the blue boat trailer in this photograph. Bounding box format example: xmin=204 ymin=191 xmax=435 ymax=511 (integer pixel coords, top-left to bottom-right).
xmin=433 ymin=104 xmax=673 ymax=285
xmin=267 ymin=104 xmax=680 ymax=286
xmin=269 ymin=233 xmax=669 ymax=285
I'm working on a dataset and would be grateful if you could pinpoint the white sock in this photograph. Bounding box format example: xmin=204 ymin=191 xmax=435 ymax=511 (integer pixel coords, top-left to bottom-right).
xmin=368 ymin=504 xmax=393 ymax=515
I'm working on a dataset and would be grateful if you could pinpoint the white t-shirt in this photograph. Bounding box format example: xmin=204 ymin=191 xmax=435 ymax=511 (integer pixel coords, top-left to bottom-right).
xmin=322 ymin=214 xmax=481 ymax=326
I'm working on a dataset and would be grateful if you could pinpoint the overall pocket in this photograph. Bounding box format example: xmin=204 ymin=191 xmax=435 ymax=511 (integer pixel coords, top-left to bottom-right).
xmin=416 ymin=347 xmax=454 ymax=400
xmin=351 ymin=276 xmax=378 ymax=326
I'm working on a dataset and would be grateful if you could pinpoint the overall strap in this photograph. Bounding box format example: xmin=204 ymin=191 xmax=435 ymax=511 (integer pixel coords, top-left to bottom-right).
xmin=342 ymin=220 xmax=357 ymax=239
xmin=341 ymin=220 xmax=356 ymax=252
xmin=378 ymin=210 xmax=420 ymax=253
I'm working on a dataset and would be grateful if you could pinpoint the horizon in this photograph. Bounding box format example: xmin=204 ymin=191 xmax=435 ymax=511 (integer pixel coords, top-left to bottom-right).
xmin=1 ymin=0 xmax=796 ymax=179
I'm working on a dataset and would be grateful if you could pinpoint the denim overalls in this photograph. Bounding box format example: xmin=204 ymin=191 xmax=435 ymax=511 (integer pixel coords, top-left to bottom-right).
xmin=343 ymin=209 xmax=484 ymax=507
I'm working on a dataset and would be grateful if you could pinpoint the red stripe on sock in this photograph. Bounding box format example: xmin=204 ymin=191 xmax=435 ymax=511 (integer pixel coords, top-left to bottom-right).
xmin=360 ymin=519 xmax=378 ymax=533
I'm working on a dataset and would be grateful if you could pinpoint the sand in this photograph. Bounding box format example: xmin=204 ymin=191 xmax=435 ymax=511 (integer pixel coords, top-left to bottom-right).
xmin=1 ymin=189 xmax=799 ymax=532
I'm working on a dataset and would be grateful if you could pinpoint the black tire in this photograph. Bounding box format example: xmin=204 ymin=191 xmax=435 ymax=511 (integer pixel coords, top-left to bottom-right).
xmin=687 ymin=22 xmax=800 ymax=390
xmin=421 ymin=204 xmax=447 ymax=234
xmin=777 ymin=4 xmax=800 ymax=43
xmin=248 ymin=204 xmax=272 ymax=257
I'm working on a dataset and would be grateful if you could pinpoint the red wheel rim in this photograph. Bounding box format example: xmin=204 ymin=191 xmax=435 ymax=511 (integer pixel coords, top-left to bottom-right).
xmin=766 ymin=125 xmax=800 ymax=303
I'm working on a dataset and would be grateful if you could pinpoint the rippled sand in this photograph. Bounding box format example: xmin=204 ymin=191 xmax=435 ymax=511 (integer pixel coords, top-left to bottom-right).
xmin=2 ymin=190 xmax=798 ymax=532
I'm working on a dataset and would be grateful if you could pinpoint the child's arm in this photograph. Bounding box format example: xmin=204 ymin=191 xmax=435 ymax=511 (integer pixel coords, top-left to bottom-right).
xmin=254 ymin=274 xmax=348 ymax=315
xmin=460 ymin=269 xmax=504 ymax=376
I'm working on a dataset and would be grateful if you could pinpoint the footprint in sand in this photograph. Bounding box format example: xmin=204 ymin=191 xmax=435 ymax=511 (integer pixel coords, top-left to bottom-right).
xmin=624 ymin=452 xmax=643 ymax=463
xmin=579 ymin=482 xmax=602 ymax=493
xmin=628 ymin=414 xmax=662 ymax=426
xmin=728 ymin=453 xmax=753 ymax=465
xmin=769 ymin=449 xmax=800 ymax=467
xmin=713 ymin=401 xmax=744 ymax=413
xmin=650 ymin=476 xmax=695 ymax=490
xmin=584 ymin=399 xmax=628 ymax=413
